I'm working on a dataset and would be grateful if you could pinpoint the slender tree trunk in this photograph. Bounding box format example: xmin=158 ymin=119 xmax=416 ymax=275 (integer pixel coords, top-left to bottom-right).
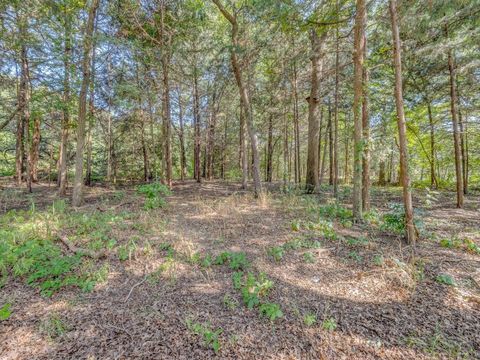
xmin=328 ymin=100 xmax=333 ymax=186
xmin=239 ymin=106 xmax=247 ymax=189
xmin=212 ymin=0 xmax=262 ymax=196
xmin=292 ymin=60 xmax=301 ymax=184
xmin=352 ymin=0 xmax=365 ymax=221
xmin=85 ymin=39 xmax=96 ymax=187
xmin=206 ymin=93 xmax=218 ymax=180
xmin=305 ymin=30 xmax=325 ymax=192
xmin=30 ymin=116 xmax=40 ymax=182
xmin=333 ymin=12 xmax=340 ymax=197
xmin=361 ymin=19 xmax=370 ymax=212
xmin=266 ymin=113 xmax=273 ymax=182
xmin=458 ymin=111 xmax=467 ymax=194
xmin=72 ymin=0 xmax=99 ymax=206
xmin=319 ymin=114 xmax=330 ymax=186
xmin=317 ymin=105 xmax=323 ymax=181
xmin=445 ymin=25 xmax=463 ymax=208
xmin=426 ymin=101 xmax=437 ymax=188
xmin=344 ymin=113 xmax=350 ymax=184
xmin=177 ymin=86 xmax=186 ymax=180
xmin=389 ymin=0 xmax=416 ymax=244
xmin=193 ymin=70 xmax=201 ymax=183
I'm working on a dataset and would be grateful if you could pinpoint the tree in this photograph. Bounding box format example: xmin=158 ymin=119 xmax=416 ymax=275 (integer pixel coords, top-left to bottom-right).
xmin=389 ymin=0 xmax=416 ymax=244
xmin=72 ymin=0 xmax=100 ymax=207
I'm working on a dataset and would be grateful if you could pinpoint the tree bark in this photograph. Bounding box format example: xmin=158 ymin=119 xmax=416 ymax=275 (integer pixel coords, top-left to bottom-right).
xmin=361 ymin=17 xmax=370 ymax=212
xmin=352 ymin=0 xmax=365 ymax=221
xmin=426 ymin=101 xmax=437 ymax=188
xmin=445 ymin=24 xmax=463 ymax=208
xmin=177 ymin=86 xmax=186 ymax=180
xmin=389 ymin=0 xmax=416 ymax=244
xmin=72 ymin=0 xmax=99 ymax=206
xmin=30 ymin=116 xmax=40 ymax=182
xmin=266 ymin=113 xmax=273 ymax=182
xmin=305 ymin=30 xmax=325 ymax=192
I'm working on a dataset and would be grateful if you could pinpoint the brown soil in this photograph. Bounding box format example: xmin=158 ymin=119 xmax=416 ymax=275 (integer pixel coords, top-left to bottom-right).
xmin=1 ymin=180 xmax=479 ymax=359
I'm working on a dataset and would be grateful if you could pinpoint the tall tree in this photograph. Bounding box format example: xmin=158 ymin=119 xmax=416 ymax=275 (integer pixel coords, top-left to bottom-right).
xmin=72 ymin=0 xmax=100 ymax=206
xmin=389 ymin=0 xmax=416 ymax=244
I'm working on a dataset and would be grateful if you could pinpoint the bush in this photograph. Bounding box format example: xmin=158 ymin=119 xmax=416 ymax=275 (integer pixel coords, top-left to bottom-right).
xmin=136 ymin=182 xmax=171 ymax=210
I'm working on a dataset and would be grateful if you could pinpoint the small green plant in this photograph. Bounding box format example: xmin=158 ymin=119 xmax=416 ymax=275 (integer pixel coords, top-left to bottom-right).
xmin=136 ymin=182 xmax=171 ymax=210
xmin=258 ymin=302 xmax=283 ymax=321
xmin=346 ymin=236 xmax=369 ymax=247
xmin=223 ymin=294 xmax=238 ymax=310
xmin=39 ymin=314 xmax=69 ymax=339
xmin=373 ymin=254 xmax=384 ymax=266
xmin=267 ymin=246 xmax=284 ymax=262
xmin=214 ymin=251 xmax=249 ymax=270
xmin=303 ymin=252 xmax=315 ymax=263
xmin=436 ymin=274 xmax=455 ymax=286
xmin=0 ymin=303 xmax=12 ymax=321
xmin=291 ymin=220 xmax=301 ymax=231
xmin=303 ymin=313 xmax=317 ymax=326
xmin=348 ymin=251 xmax=362 ymax=262
xmin=240 ymin=272 xmax=273 ymax=309
xmin=322 ymin=317 xmax=337 ymax=331
xmin=232 ymin=271 xmax=244 ymax=290
xmin=186 ymin=320 xmax=222 ymax=353
xmin=305 ymin=220 xmax=337 ymax=240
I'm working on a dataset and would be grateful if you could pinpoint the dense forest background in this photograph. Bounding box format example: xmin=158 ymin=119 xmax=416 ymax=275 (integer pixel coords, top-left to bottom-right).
xmin=1 ymin=0 xmax=479 ymax=214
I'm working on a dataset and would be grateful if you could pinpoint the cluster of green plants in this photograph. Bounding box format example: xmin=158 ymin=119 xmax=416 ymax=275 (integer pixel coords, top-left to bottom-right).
xmin=315 ymin=203 xmax=353 ymax=226
xmin=380 ymin=203 xmax=424 ymax=236
xmin=0 ymin=201 xmax=119 ymax=296
xmin=136 ymin=182 xmax=172 ymax=210
xmin=439 ymin=237 xmax=480 ymax=254
xmin=231 ymin=271 xmax=283 ymax=321
xmin=290 ymin=218 xmax=337 ymax=240
xmin=0 ymin=303 xmax=12 ymax=321
xmin=39 ymin=313 xmax=70 ymax=340
xmin=436 ymin=274 xmax=455 ymax=286
xmin=214 ymin=251 xmax=249 ymax=270
xmin=267 ymin=237 xmax=322 ymax=262
xmin=345 ymin=236 xmax=369 ymax=247
xmin=186 ymin=319 xmax=223 ymax=353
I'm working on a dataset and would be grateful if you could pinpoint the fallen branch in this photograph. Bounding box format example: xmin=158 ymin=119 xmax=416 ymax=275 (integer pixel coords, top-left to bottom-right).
xmin=124 ymin=276 xmax=148 ymax=303
xmin=58 ymin=233 xmax=106 ymax=259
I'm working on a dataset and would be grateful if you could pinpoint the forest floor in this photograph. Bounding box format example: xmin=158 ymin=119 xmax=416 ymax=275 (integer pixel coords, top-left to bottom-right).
xmin=1 ymin=179 xmax=480 ymax=359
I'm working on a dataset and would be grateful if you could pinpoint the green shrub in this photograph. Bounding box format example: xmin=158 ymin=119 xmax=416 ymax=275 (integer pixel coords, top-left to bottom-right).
xmin=303 ymin=252 xmax=315 ymax=263
xmin=303 ymin=313 xmax=317 ymax=326
xmin=267 ymin=246 xmax=284 ymax=262
xmin=436 ymin=274 xmax=455 ymax=286
xmin=322 ymin=318 xmax=337 ymax=331
xmin=258 ymin=302 xmax=283 ymax=321
xmin=0 ymin=303 xmax=12 ymax=321
xmin=136 ymin=182 xmax=171 ymax=210
xmin=186 ymin=320 xmax=222 ymax=353
xmin=214 ymin=251 xmax=249 ymax=270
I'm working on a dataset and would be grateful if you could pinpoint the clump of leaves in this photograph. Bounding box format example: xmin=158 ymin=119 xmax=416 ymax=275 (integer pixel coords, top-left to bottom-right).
xmin=348 ymin=251 xmax=362 ymax=262
xmin=303 ymin=252 xmax=315 ymax=263
xmin=223 ymin=294 xmax=238 ymax=310
xmin=258 ymin=302 xmax=283 ymax=321
xmin=436 ymin=274 xmax=455 ymax=286
xmin=236 ymin=272 xmax=274 ymax=309
xmin=303 ymin=313 xmax=317 ymax=326
xmin=346 ymin=236 xmax=369 ymax=247
xmin=322 ymin=318 xmax=337 ymax=331
xmin=214 ymin=251 xmax=249 ymax=270
xmin=186 ymin=320 xmax=222 ymax=353
xmin=0 ymin=303 xmax=12 ymax=321
xmin=317 ymin=203 xmax=353 ymax=226
xmin=232 ymin=271 xmax=244 ymax=290
xmin=305 ymin=220 xmax=337 ymax=240
xmin=39 ymin=314 xmax=69 ymax=340
xmin=267 ymin=246 xmax=284 ymax=262
xmin=291 ymin=220 xmax=301 ymax=231
xmin=136 ymin=182 xmax=171 ymax=210
xmin=373 ymin=254 xmax=384 ymax=266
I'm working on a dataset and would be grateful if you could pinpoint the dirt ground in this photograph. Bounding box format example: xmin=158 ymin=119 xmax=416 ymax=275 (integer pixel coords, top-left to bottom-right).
xmin=1 ymin=180 xmax=479 ymax=359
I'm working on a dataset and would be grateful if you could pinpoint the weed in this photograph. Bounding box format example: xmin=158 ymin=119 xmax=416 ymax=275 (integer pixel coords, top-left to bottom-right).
xmin=348 ymin=251 xmax=362 ymax=262
xmin=39 ymin=314 xmax=69 ymax=340
xmin=373 ymin=254 xmax=384 ymax=266
xmin=232 ymin=271 xmax=243 ymax=290
xmin=136 ymin=182 xmax=171 ymax=210
xmin=223 ymin=294 xmax=238 ymax=310
xmin=214 ymin=251 xmax=249 ymax=270
xmin=436 ymin=274 xmax=455 ymax=286
xmin=303 ymin=313 xmax=317 ymax=326
xmin=346 ymin=236 xmax=369 ymax=247
xmin=267 ymin=246 xmax=284 ymax=262
xmin=303 ymin=252 xmax=315 ymax=263
xmin=291 ymin=220 xmax=301 ymax=231
xmin=186 ymin=320 xmax=222 ymax=353
xmin=322 ymin=318 xmax=337 ymax=331
xmin=258 ymin=302 xmax=283 ymax=321
xmin=0 ymin=303 xmax=12 ymax=321
xmin=240 ymin=272 xmax=274 ymax=309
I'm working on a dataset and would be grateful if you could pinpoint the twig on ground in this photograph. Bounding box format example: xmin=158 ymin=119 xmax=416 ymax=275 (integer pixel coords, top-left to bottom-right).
xmin=58 ymin=233 xmax=106 ymax=259
xmin=124 ymin=276 xmax=148 ymax=303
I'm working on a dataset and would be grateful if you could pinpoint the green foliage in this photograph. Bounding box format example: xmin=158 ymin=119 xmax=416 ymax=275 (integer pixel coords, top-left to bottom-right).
xmin=317 ymin=203 xmax=353 ymax=226
xmin=348 ymin=251 xmax=362 ymax=263
xmin=436 ymin=274 xmax=455 ymax=286
xmin=214 ymin=251 xmax=249 ymax=270
xmin=346 ymin=236 xmax=369 ymax=247
xmin=223 ymin=294 xmax=238 ymax=310
xmin=373 ymin=254 xmax=384 ymax=266
xmin=232 ymin=271 xmax=244 ymax=290
xmin=186 ymin=320 xmax=222 ymax=353
xmin=303 ymin=252 xmax=315 ymax=263
xmin=305 ymin=220 xmax=337 ymax=240
xmin=0 ymin=303 xmax=12 ymax=321
xmin=258 ymin=302 xmax=283 ymax=321
xmin=267 ymin=246 xmax=284 ymax=262
xmin=39 ymin=314 xmax=69 ymax=339
xmin=291 ymin=220 xmax=301 ymax=231
xmin=239 ymin=272 xmax=274 ymax=309
xmin=381 ymin=203 xmax=406 ymax=234
xmin=303 ymin=313 xmax=317 ymax=326
xmin=322 ymin=318 xmax=337 ymax=331
xmin=440 ymin=237 xmax=480 ymax=255
xmin=136 ymin=182 xmax=172 ymax=210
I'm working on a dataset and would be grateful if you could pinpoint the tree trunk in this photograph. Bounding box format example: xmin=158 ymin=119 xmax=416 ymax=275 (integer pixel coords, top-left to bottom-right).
xmin=458 ymin=110 xmax=467 ymax=194
xmin=389 ymin=0 xmax=416 ymax=244
xmin=305 ymin=30 xmax=325 ymax=192
xmin=445 ymin=25 xmax=463 ymax=208
xmin=352 ymin=0 xmax=365 ymax=221
xmin=266 ymin=114 xmax=273 ymax=182
xmin=426 ymin=101 xmax=437 ymax=188
xmin=30 ymin=116 xmax=40 ymax=182
xmin=85 ymin=40 xmax=96 ymax=187
xmin=212 ymin=0 xmax=262 ymax=196
xmin=72 ymin=0 xmax=99 ymax=206
xmin=193 ymin=70 xmax=201 ymax=183
xmin=333 ymin=12 xmax=340 ymax=197
xmin=328 ymin=100 xmax=333 ymax=186
xmin=292 ymin=60 xmax=301 ymax=184
xmin=239 ymin=106 xmax=247 ymax=189
xmin=361 ymin=18 xmax=370 ymax=212
xmin=177 ymin=86 xmax=186 ymax=180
